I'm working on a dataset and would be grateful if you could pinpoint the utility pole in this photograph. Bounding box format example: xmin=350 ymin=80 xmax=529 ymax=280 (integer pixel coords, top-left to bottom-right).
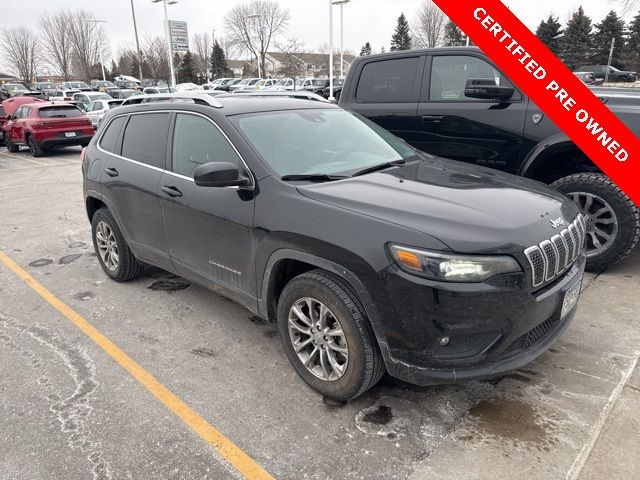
xmin=329 ymin=0 xmax=334 ymax=101
xmin=605 ymin=38 xmax=616 ymax=84
xmin=129 ymin=0 xmax=144 ymax=81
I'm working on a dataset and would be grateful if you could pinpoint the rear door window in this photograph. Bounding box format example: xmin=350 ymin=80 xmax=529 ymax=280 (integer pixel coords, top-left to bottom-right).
xmin=171 ymin=113 xmax=240 ymax=178
xmin=99 ymin=116 xmax=127 ymax=154
xmin=121 ymin=113 xmax=171 ymax=169
xmin=355 ymin=57 xmax=421 ymax=103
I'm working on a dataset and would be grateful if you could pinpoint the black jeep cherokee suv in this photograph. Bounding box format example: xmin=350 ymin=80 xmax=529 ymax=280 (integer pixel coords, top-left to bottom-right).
xmin=82 ymin=92 xmax=585 ymax=400
xmin=340 ymin=47 xmax=639 ymax=272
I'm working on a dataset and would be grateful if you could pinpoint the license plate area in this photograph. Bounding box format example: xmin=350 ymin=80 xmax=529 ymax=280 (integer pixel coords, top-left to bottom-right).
xmin=65 ymin=132 xmax=76 ymax=138
xmin=561 ymin=280 xmax=582 ymax=318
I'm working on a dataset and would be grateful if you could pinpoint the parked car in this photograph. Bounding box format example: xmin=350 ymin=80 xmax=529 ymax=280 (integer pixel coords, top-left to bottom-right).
xmin=322 ymin=79 xmax=345 ymax=99
xmin=174 ymin=83 xmax=200 ymax=91
xmin=62 ymin=81 xmax=93 ymax=92
xmin=4 ymin=103 xmax=93 ymax=157
xmin=120 ymin=90 xmax=226 ymax=107
xmin=85 ymin=99 xmax=125 ymax=128
xmin=49 ymin=89 xmax=82 ymax=102
xmin=229 ymin=78 xmax=261 ymax=93
xmin=110 ymin=89 xmax=141 ymax=100
xmin=268 ymin=77 xmax=295 ymax=91
xmin=31 ymin=82 xmax=59 ymax=95
xmin=234 ymin=78 xmax=278 ymax=93
xmin=577 ymin=65 xmax=638 ymax=83
xmin=142 ymin=86 xmax=175 ymax=94
xmin=72 ymin=92 xmax=113 ymax=111
xmin=114 ymin=76 xmax=141 ymax=90
xmin=340 ymin=47 xmax=640 ymax=271
xmin=213 ymin=78 xmax=242 ymax=91
xmin=91 ymin=80 xmax=118 ymax=93
xmin=1 ymin=96 xmax=46 ymax=145
xmin=82 ymin=92 xmax=585 ymax=400
xmin=573 ymin=72 xmax=604 ymax=86
xmin=308 ymin=79 xmax=330 ymax=95
xmin=0 ymin=83 xmax=33 ymax=100
xmin=295 ymin=78 xmax=319 ymax=90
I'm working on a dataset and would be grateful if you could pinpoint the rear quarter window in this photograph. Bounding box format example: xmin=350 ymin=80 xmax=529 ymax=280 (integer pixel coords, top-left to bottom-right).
xmin=99 ymin=116 xmax=127 ymax=154
xmin=355 ymin=57 xmax=420 ymax=103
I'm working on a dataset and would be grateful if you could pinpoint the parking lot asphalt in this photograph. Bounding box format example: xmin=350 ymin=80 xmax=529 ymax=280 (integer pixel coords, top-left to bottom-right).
xmin=1 ymin=147 xmax=638 ymax=480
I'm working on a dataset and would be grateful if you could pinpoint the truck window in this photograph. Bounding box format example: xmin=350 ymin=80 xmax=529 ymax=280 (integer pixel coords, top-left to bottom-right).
xmin=355 ymin=57 xmax=420 ymax=103
xmin=429 ymin=55 xmax=519 ymax=102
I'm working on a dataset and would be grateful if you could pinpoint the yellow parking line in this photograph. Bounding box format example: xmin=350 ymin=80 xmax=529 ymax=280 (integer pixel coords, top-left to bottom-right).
xmin=0 ymin=161 xmax=81 ymax=172
xmin=0 ymin=151 xmax=47 ymax=165
xmin=0 ymin=250 xmax=274 ymax=480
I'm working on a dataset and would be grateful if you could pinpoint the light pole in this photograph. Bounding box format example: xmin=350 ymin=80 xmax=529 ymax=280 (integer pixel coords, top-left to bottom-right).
xmin=129 ymin=0 xmax=144 ymax=81
xmin=153 ymin=0 xmax=178 ymax=87
xmin=328 ymin=0 xmax=334 ymax=101
xmin=245 ymin=14 xmax=262 ymax=78
xmin=333 ymin=0 xmax=350 ymax=79
xmin=84 ymin=19 xmax=107 ymax=81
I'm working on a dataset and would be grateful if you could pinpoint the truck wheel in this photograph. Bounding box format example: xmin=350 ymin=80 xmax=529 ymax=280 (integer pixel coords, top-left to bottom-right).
xmin=91 ymin=208 xmax=143 ymax=282
xmin=552 ymin=173 xmax=640 ymax=271
xmin=27 ymin=136 xmax=44 ymax=157
xmin=277 ymin=269 xmax=385 ymax=401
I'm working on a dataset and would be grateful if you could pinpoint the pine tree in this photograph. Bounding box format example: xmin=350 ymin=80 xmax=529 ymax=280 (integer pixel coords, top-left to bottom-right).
xmin=623 ymin=11 xmax=640 ymax=72
xmin=210 ymin=40 xmax=231 ymax=78
xmin=443 ymin=21 xmax=466 ymax=46
xmin=110 ymin=60 xmax=119 ymax=78
xmin=536 ymin=15 xmax=563 ymax=56
xmin=561 ymin=7 xmax=593 ymax=70
xmin=380 ymin=46 xmax=386 ymax=53
xmin=180 ymin=51 xmax=197 ymax=83
xmin=359 ymin=42 xmax=372 ymax=56
xmin=390 ymin=13 xmax=412 ymax=51
xmin=591 ymin=11 xmax=626 ymax=67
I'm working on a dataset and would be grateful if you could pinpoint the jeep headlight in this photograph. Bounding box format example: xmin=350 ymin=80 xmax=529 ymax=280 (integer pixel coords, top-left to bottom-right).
xmin=389 ymin=244 xmax=522 ymax=282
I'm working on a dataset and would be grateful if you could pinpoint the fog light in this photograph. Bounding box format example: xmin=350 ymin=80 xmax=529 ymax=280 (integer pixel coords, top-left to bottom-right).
xmin=439 ymin=336 xmax=450 ymax=346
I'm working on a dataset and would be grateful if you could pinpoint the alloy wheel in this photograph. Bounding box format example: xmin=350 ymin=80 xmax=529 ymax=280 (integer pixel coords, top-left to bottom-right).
xmin=568 ymin=192 xmax=618 ymax=257
xmin=95 ymin=221 xmax=119 ymax=271
xmin=288 ymin=297 xmax=349 ymax=381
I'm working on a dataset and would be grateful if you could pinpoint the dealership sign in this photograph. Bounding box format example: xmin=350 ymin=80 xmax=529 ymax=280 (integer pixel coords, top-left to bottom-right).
xmin=434 ymin=0 xmax=640 ymax=206
xmin=166 ymin=20 xmax=189 ymax=51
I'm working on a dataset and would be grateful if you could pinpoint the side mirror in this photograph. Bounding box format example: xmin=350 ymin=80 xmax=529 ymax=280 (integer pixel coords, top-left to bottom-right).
xmin=193 ymin=162 xmax=251 ymax=188
xmin=464 ymin=78 xmax=515 ymax=101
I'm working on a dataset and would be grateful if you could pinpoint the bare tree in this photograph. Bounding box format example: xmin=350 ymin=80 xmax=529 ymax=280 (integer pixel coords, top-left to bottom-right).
xmin=40 ymin=11 xmax=73 ymax=81
xmin=412 ymin=0 xmax=447 ymax=48
xmin=275 ymin=37 xmax=307 ymax=84
xmin=67 ymin=10 xmax=110 ymax=81
xmin=141 ymin=35 xmax=170 ymax=83
xmin=225 ymin=0 xmax=290 ymax=77
xmin=0 ymin=26 xmax=39 ymax=83
xmin=618 ymin=0 xmax=639 ymax=13
xmin=192 ymin=32 xmax=211 ymax=79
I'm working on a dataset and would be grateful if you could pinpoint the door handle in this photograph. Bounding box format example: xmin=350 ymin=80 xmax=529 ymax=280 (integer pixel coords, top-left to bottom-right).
xmin=422 ymin=115 xmax=445 ymax=122
xmin=105 ymin=167 xmax=119 ymax=177
xmin=161 ymin=185 xmax=183 ymax=198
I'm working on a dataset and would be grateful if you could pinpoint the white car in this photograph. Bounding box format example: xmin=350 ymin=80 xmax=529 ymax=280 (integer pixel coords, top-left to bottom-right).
xmin=229 ymin=78 xmax=261 ymax=92
xmin=48 ymin=89 xmax=82 ymax=102
xmin=267 ymin=77 xmax=295 ymax=91
xmin=85 ymin=99 xmax=125 ymax=127
xmin=71 ymin=92 xmax=113 ymax=110
xmin=234 ymin=78 xmax=278 ymax=93
xmin=143 ymin=86 xmax=174 ymax=94
xmin=295 ymin=78 xmax=319 ymax=90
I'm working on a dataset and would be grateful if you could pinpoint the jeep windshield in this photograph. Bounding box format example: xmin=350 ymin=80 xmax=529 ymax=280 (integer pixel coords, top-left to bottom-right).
xmin=233 ymin=109 xmax=416 ymax=179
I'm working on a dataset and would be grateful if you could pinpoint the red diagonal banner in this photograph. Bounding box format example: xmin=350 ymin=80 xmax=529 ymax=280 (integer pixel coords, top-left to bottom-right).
xmin=434 ymin=0 xmax=640 ymax=206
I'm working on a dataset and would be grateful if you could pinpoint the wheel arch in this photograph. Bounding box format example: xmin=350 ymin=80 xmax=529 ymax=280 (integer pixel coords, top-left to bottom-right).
xmin=519 ymin=134 xmax=601 ymax=184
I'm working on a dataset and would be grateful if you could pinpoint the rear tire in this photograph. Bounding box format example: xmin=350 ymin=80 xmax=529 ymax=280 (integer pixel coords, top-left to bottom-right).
xmin=552 ymin=173 xmax=640 ymax=271
xmin=91 ymin=208 xmax=143 ymax=282
xmin=277 ymin=269 xmax=385 ymax=401
xmin=27 ymin=135 xmax=44 ymax=157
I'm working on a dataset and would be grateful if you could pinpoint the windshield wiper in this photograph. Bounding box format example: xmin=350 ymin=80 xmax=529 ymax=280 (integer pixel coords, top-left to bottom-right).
xmin=281 ymin=173 xmax=348 ymax=182
xmin=351 ymin=159 xmax=408 ymax=177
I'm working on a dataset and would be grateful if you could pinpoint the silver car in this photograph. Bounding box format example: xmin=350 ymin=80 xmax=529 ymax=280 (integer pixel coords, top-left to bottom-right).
xmin=85 ymin=99 xmax=124 ymax=127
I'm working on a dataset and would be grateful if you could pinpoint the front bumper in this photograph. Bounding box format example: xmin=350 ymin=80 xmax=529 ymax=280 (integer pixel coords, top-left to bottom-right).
xmin=366 ymin=253 xmax=586 ymax=385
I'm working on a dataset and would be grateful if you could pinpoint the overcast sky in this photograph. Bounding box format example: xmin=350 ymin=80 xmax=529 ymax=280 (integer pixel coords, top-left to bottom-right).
xmin=1 ymin=0 xmax=634 ymax=61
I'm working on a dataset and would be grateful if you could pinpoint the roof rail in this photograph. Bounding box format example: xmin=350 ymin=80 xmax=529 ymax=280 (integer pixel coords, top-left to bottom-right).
xmin=225 ymin=91 xmax=331 ymax=103
xmin=123 ymin=91 xmax=224 ymax=108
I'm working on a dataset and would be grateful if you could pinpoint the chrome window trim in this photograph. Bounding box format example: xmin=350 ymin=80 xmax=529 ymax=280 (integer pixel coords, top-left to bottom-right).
xmin=96 ymin=109 xmax=255 ymax=188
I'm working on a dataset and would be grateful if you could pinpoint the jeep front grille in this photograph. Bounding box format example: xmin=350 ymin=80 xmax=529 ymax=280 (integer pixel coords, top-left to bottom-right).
xmin=524 ymin=215 xmax=585 ymax=288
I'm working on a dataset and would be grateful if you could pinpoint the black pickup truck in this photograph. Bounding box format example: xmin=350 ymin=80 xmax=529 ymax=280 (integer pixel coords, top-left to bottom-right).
xmin=340 ymin=47 xmax=640 ymax=271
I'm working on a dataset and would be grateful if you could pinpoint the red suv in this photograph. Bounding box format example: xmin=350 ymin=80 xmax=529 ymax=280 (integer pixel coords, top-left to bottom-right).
xmin=3 ymin=102 xmax=94 ymax=157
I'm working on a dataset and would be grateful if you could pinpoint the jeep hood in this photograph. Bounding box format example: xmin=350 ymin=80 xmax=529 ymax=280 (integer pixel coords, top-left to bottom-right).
xmin=297 ymin=157 xmax=578 ymax=254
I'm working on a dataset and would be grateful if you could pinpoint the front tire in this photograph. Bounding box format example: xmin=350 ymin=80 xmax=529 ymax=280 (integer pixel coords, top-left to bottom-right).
xmin=552 ymin=173 xmax=640 ymax=271
xmin=91 ymin=208 xmax=143 ymax=282
xmin=277 ymin=270 xmax=385 ymax=401
xmin=6 ymin=137 xmax=19 ymax=153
